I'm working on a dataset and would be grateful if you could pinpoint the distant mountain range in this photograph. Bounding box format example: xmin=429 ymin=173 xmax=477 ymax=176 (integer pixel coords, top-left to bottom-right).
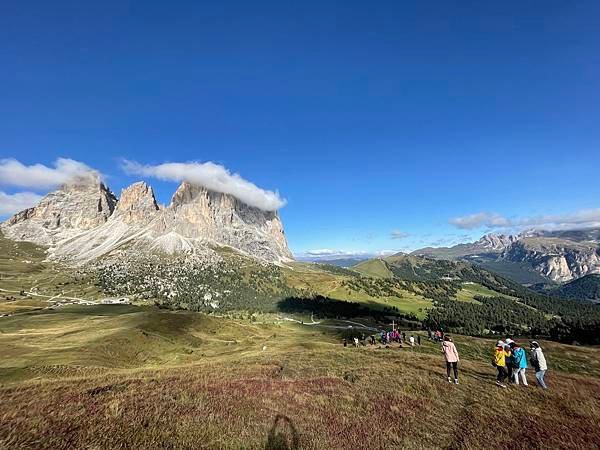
xmin=412 ymin=229 xmax=600 ymax=286
xmin=296 ymin=257 xmax=371 ymax=267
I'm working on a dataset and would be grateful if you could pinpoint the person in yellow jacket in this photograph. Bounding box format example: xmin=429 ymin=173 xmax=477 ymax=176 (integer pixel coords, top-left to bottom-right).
xmin=493 ymin=340 xmax=509 ymax=388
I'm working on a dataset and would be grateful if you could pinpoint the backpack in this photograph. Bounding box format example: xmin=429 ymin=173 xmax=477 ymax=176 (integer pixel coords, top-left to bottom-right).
xmin=512 ymin=349 xmax=522 ymax=368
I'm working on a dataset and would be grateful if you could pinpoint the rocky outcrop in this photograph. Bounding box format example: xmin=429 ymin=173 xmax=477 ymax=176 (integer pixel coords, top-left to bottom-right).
xmin=476 ymin=233 xmax=518 ymax=251
xmin=0 ymin=180 xmax=117 ymax=245
xmin=157 ymin=182 xmax=291 ymax=261
xmin=502 ymin=238 xmax=600 ymax=283
xmin=412 ymin=230 xmax=600 ymax=284
xmin=2 ymin=179 xmax=292 ymax=264
xmin=412 ymin=233 xmax=517 ymax=260
xmin=113 ymin=181 xmax=159 ymax=224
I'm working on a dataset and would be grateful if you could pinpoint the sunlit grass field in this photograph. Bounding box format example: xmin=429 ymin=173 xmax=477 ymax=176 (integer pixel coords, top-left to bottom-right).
xmin=1 ymin=304 xmax=599 ymax=449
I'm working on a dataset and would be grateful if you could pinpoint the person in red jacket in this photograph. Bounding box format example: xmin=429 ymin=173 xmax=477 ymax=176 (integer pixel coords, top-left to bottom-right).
xmin=442 ymin=335 xmax=460 ymax=384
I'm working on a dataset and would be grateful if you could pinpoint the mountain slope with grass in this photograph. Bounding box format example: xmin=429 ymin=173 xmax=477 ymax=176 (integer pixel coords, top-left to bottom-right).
xmin=351 ymin=253 xmax=600 ymax=344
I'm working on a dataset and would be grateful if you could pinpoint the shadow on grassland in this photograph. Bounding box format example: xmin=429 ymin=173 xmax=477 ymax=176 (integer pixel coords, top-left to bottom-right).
xmin=264 ymin=415 xmax=300 ymax=450
xmin=277 ymin=295 xmax=420 ymax=326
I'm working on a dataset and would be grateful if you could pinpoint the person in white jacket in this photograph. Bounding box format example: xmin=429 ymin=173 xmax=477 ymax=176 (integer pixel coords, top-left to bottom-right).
xmin=530 ymin=341 xmax=548 ymax=389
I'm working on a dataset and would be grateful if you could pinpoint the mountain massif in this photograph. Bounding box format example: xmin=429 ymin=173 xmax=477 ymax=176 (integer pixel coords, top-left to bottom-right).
xmin=413 ymin=230 xmax=600 ymax=285
xmin=1 ymin=178 xmax=292 ymax=264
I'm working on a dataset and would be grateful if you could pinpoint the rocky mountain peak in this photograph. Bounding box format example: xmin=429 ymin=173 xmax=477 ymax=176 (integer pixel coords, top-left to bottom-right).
xmin=115 ymin=182 xmax=160 ymax=224
xmin=170 ymin=181 xmax=197 ymax=207
xmin=477 ymin=233 xmax=517 ymax=250
xmin=1 ymin=179 xmax=117 ymax=245
xmin=2 ymin=178 xmax=292 ymax=264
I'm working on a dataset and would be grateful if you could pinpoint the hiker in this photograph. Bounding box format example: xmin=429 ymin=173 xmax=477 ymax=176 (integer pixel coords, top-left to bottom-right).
xmin=442 ymin=335 xmax=459 ymax=384
xmin=343 ymin=338 xmax=348 ymax=347
xmin=409 ymin=335 xmax=415 ymax=346
xmin=530 ymin=341 xmax=548 ymax=389
xmin=493 ymin=340 xmax=509 ymax=388
xmin=511 ymin=342 xmax=528 ymax=386
xmin=417 ymin=335 xmax=421 ymax=346
xmin=504 ymin=343 xmax=514 ymax=383
xmin=353 ymin=337 xmax=360 ymax=348
xmin=402 ymin=332 xmax=406 ymax=342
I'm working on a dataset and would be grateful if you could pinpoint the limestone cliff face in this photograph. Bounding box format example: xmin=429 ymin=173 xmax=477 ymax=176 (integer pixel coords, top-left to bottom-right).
xmin=0 ymin=180 xmax=117 ymax=245
xmin=2 ymin=179 xmax=292 ymax=264
xmin=157 ymin=182 xmax=291 ymax=260
xmin=113 ymin=181 xmax=159 ymax=224
xmin=502 ymin=238 xmax=600 ymax=283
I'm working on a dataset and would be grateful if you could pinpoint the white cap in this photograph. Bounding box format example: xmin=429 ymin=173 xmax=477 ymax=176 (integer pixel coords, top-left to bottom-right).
xmin=505 ymin=338 xmax=514 ymax=344
xmin=497 ymin=340 xmax=505 ymax=347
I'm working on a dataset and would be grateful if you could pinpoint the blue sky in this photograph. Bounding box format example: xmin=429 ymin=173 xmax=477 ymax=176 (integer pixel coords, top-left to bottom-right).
xmin=1 ymin=1 xmax=599 ymax=258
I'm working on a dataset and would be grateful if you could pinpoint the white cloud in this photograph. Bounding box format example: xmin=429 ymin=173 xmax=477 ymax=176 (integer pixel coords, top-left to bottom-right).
xmin=390 ymin=230 xmax=410 ymax=240
xmin=121 ymin=160 xmax=286 ymax=211
xmin=449 ymin=209 xmax=600 ymax=231
xmin=0 ymin=158 xmax=100 ymax=190
xmin=449 ymin=212 xmax=510 ymax=230
xmin=0 ymin=191 xmax=43 ymax=216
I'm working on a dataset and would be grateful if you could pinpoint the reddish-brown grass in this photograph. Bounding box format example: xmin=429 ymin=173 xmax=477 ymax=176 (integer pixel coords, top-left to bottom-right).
xmin=1 ymin=308 xmax=600 ymax=449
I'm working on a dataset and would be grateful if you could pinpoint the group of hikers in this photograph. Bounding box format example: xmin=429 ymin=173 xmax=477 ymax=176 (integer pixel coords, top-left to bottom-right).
xmin=492 ymin=338 xmax=548 ymax=388
xmin=343 ymin=329 xmax=421 ymax=348
xmin=343 ymin=327 xmax=550 ymax=389
xmin=441 ymin=335 xmax=549 ymax=389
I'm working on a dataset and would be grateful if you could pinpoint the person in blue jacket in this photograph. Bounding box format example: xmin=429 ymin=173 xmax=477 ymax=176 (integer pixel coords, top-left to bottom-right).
xmin=510 ymin=342 xmax=528 ymax=386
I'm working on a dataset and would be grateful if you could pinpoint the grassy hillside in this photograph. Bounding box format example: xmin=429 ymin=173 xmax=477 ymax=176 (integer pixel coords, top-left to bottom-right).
xmin=3 ymin=233 xmax=600 ymax=345
xmin=283 ymin=262 xmax=432 ymax=318
xmin=1 ymin=306 xmax=599 ymax=449
xmin=0 ymin=233 xmax=104 ymax=314
xmin=352 ymin=258 xmax=393 ymax=278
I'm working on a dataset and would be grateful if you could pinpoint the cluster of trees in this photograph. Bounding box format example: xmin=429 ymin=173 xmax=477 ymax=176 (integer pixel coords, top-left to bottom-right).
xmin=380 ymin=256 xmax=600 ymax=344
xmin=98 ymin=254 xmax=303 ymax=312
xmin=424 ymin=295 xmax=553 ymax=337
xmin=341 ymin=277 xmax=402 ymax=298
xmin=552 ymin=275 xmax=600 ymax=301
xmin=340 ymin=276 xmax=460 ymax=301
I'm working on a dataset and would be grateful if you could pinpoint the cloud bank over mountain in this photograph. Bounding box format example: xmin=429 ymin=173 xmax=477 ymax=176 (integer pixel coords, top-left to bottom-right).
xmin=0 ymin=191 xmax=43 ymax=215
xmin=450 ymin=209 xmax=600 ymax=231
xmin=121 ymin=160 xmax=286 ymax=211
xmin=0 ymin=158 xmax=100 ymax=189
xmin=0 ymin=158 xmax=102 ymax=216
